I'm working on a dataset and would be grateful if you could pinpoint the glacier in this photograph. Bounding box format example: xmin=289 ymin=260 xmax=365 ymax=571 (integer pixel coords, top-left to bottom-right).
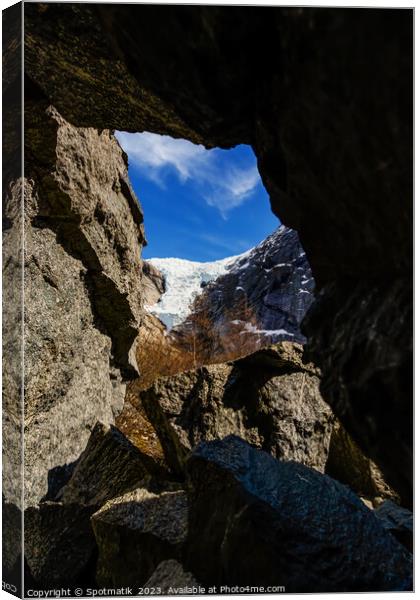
xmin=146 ymin=252 xmax=248 ymax=329
xmin=145 ymin=224 xmax=314 ymax=345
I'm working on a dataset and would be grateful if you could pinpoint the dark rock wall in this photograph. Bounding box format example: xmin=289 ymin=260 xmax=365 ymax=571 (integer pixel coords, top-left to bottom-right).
xmin=305 ymin=279 xmax=413 ymax=506
xmin=8 ymin=5 xmax=413 ymax=504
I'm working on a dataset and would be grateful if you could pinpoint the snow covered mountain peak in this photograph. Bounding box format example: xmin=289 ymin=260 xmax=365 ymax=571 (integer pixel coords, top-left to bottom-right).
xmin=144 ymin=224 xmax=314 ymax=346
xmin=146 ymin=252 xmax=248 ymax=329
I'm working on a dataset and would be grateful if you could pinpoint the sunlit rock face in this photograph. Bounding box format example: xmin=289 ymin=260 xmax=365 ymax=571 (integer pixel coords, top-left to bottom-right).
xmin=6 ymin=105 xmax=146 ymax=509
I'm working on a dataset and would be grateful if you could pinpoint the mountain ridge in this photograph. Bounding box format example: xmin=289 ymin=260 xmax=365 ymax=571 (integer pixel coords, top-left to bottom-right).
xmin=146 ymin=225 xmax=315 ymax=350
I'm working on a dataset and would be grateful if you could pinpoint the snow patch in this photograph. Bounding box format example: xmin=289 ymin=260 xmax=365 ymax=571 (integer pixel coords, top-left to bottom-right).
xmin=240 ymin=323 xmax=295 ymax=337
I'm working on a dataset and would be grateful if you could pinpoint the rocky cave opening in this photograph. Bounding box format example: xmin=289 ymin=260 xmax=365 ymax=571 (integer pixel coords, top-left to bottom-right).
xmin=3 ymin=3 xmax=412 ymax=594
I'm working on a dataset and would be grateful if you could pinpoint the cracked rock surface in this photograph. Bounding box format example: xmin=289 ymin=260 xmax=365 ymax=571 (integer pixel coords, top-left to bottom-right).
xmin=184 ymin=436 xmax=412 ymax=592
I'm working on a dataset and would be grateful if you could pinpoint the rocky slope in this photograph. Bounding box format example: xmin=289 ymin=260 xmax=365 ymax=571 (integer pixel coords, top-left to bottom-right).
xmin=175 ymin=225 xmax=314 ymax=349
xmin=23 ymin=343 xmax=412 ymax=592
xmin=144 ymin=226 xmax=314 ymax=365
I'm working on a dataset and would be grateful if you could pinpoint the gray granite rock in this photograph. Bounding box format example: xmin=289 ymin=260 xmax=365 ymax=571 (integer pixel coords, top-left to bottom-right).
xmin=185 ymin=436 xmax=412 ymax=592
xmin=14 ymin=105 xmax=146 ymax=508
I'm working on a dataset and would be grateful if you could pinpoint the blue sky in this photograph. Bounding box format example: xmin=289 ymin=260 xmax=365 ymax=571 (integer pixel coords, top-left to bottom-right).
xmin=115 ymin=131 xmax=279 ymax=262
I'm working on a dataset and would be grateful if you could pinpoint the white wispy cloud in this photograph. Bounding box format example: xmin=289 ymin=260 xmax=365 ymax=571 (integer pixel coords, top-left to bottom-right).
xmin=115 ymin=131 xmax=261 ymax=217
xmin=205 ymin=166 xmax=261 ymax=217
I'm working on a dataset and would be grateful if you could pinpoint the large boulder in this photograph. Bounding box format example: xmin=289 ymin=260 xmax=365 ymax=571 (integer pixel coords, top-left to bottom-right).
xmin=91 ymin=488 xmax=188 ymax=588
xmin=184 ymin=436 xmax=412 ymax=592
xmin=139 ymin=343 xmax=334 ymax=476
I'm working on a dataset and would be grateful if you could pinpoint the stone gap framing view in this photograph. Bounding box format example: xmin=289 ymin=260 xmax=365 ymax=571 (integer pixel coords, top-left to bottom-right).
xmin=115 ymin=131 xmax=314 ymax=382
xmin=2 ymin=3 xmax=413 ymax=598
